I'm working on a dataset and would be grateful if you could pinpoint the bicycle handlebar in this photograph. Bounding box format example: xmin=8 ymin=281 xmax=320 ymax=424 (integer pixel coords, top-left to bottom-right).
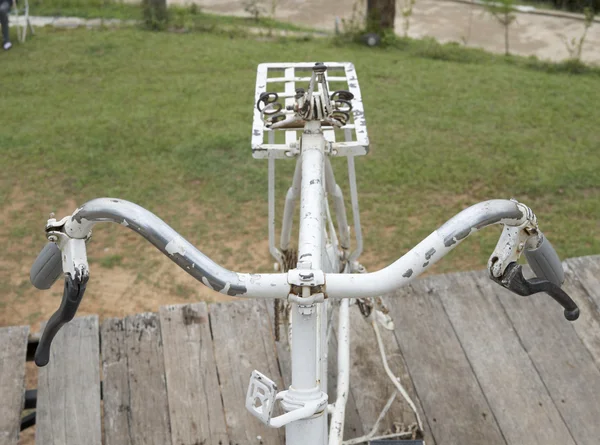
xmin=31 ymin=198 xmax=578 ymax=366
xmin=61 ymin=198 xmax=289 ymax=298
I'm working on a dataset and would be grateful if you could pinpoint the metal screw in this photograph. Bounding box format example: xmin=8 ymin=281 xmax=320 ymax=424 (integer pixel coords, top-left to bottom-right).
xmin=299 ymin=304 xmax=314 ymax=315
xmin=48 ymin=235 xmax=58 ymax=242
xmin=299 ymin=272 xmax=314 ymax=281
xmin=49 ymin=212 xmax=55 ymax=219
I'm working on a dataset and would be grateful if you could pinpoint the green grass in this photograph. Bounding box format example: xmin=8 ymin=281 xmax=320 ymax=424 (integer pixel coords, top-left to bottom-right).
xmin=29 ymin=0 xmax=318 ymax=33
xmin=30 ymin=0 xmax=142 ymax=19
xmin=0 ymin=26 xmax=599 ymax=313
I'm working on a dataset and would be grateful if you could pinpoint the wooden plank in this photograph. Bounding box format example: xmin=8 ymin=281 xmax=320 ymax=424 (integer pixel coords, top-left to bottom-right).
xmin=566 ymin=256 xmax=600 ymax=308
xmin=563 ymin=257 xmax=600 ymax=370
xmin=209 ymin=300 xmax=284 ymax=445
xmin=101 ymin=313 xmax=172 ymax=445
xmin=159 ymin=303 xmax=228 ymax=445
xmin=438 ymin=271 xmax=576 ymax=445
xmin=387 ymin=277 xmax=507 ymax=445
xmin=36 ymin=316 xmax=101 ymax=445
xmin=0 ymin=326 xmax=29 ymax=445
xmin=344 ymin=301 xmax=431 ymax=440
xmin=101 ymin=318 xmax=130 ymax=445
xmin=494 ymin=270 xmax=600 ymax=445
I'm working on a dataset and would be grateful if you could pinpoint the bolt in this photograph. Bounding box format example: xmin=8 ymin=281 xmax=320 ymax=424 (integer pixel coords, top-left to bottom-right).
xmin=299 ymin=304 xmax=315 ymax=315
xmin=49 ymin=212 xmax=55 ymax=219
xmin=313 ymin=62 xmax=327 ymax=73
xmin=48 ymin=235 xmax=58 ymax=242
xmin=299 ymin=272 xmax=314 ymax=281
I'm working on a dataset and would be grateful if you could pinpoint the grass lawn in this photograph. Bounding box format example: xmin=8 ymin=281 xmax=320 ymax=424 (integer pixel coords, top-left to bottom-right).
xmin=0 ymin=24 xmax=598 ymax=327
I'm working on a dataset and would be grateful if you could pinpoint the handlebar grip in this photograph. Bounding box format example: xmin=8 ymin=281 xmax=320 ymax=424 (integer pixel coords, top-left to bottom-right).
xmin=30 ymin=243 xmax=63 ymax=290
xmin=524 ymin=236 xmax=564 ymax=287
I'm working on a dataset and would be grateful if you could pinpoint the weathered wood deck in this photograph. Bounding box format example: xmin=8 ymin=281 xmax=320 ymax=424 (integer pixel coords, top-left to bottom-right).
xmin=2 ymin=256 xmax=600 ymax=445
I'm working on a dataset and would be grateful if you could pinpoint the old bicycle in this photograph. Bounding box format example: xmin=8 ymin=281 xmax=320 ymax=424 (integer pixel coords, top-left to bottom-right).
xmin=30 ymin=62 xmax=579 ymax=445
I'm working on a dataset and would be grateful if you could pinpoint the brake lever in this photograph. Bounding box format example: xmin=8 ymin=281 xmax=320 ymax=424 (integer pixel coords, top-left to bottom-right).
xmin=490 ymin=262 xmax=579 ymax=321
xmin=34 ymin=266 xmax=89 ymax=367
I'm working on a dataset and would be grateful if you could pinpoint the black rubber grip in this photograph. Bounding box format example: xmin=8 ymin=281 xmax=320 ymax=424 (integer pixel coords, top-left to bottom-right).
xmin=30 ymin=243 xmax=63 ymax=290
xmin=525 ymin=236 xmax=565 ymax=286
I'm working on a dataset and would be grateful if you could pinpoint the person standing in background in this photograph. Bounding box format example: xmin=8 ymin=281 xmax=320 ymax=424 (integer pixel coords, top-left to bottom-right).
xmin=0 ymin=0 xmax=12 ymax=50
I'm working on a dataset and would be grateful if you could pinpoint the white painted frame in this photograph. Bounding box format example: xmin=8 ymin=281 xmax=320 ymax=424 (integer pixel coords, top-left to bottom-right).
xmin=41 ymin=62 xmax=554 ymax=445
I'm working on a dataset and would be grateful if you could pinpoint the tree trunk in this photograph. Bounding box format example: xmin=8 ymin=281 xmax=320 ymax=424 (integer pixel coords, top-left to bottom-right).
xmin=142 ymin=0 xmax=168 ymax=30
xmin=367 ymin=0 xmax=396 ymax=33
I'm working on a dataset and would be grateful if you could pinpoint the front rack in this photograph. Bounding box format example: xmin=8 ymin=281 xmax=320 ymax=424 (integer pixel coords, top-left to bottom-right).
xmin=252 ymin=62 xmax=369 ymax=159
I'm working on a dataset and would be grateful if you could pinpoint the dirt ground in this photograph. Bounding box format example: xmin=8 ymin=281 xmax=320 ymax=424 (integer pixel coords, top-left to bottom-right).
xmin=0 ymin=186 xmax=275 ymax=333
xmin=176 ymin=0 xmax=600 ymax=64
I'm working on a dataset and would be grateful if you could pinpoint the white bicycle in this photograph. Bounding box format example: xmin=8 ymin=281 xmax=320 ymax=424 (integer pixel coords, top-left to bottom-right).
xmin=30 ymin=62 xmax=579 ymax=445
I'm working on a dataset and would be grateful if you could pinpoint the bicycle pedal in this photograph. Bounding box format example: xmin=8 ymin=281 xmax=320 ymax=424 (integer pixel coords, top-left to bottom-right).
xmin=369 ymin=441 xmax=425 ymax=445
xmin=246 ymin=370 xmax=278 ymax=426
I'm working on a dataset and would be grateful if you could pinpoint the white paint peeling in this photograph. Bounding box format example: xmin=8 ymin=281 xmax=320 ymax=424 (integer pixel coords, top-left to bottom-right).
xmin=201 ymin=276 xmax=214 ymax=290
xmin=220 ymin=282 xmax=231 ymax=295
xmin=165 ymin=237 xmax=186 ymax=256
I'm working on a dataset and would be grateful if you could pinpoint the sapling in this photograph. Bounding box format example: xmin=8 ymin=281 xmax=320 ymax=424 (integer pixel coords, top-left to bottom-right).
xmin=400 ymin=0 xmax=417 ymax=37
xmin=563 ymin=7 xmax=595 ymax=60
xmin=481 ymin=0 xmax=517 ymax=55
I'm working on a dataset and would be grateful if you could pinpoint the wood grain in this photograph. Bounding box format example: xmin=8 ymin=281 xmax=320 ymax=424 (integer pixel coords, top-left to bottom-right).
xmin=36 ymin=316 xmax=101 ymax=445
xmin=440 ymin=271 xmax=576 ymax=445
xmin=209 ymin=300 xmax=284 ymax=445
xmin=101 ymin=313 xmax=172 ymax=445
xmin=495 ymin=268 xmax=600 ymax=445
xmin=159 ymin=303 xmax=229 ymax=445
xmin=387 ymin=277 xmax=507 ymax=445
xmin=345 ymin=301 xmax=428 ymax=439
xmin=563 ymin=257 xmax=600 ymax=370
xmin=0 ymin=326 xmax=29 ymax=445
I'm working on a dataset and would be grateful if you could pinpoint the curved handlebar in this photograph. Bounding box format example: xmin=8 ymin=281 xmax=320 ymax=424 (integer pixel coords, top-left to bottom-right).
xmin=326 ymin=199 xmax=529 ymax=298
xmin=63 ymin=198 xmax=289 ymax=298
xmin=47 ymin=198 xmax=531 ymax=301
xmin=31 ymin=198 xmax=578 ymax=366
xmin=35 ymin=198 xmax=574 ymax=302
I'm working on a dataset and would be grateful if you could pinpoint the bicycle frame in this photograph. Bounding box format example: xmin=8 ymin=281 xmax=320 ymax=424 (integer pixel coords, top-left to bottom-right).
xmin=269 ymin=122 xmax=363 ymax=445
xmin=29 ymin=62 xmax=580 ymax=445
